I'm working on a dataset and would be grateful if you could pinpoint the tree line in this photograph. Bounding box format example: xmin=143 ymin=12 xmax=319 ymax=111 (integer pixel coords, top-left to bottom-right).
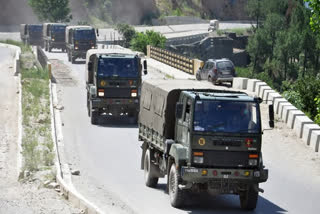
xmin=244 ymin=0 xmax=320 ymax=123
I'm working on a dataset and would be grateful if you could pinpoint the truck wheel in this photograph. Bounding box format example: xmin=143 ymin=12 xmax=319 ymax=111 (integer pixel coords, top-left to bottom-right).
xmin=239 ymin=184 xmax=259 ymax=210
xmin=196 ymin=73 xmax=201 ymax=80
xmin=90 ymin=110 xmax=99 ymax=125
xmin=144 ymin=149 xmax=158 ymax=187
xmin=168 ymin=163 xmax=185 ymax=208
xmin=67 ymin=51 xmax=71 ymax=62
xmin=71 ymin=54 xmax=76 ymax=64
xmin=49 ymin=47 xmax=52 ymax=52
xmin=45 ymin=42 xmax=48 ymax=51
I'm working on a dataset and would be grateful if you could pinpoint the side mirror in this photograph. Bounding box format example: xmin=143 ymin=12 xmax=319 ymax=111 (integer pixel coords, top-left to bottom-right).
xmin=268 ymin=104 xmax=275 ymax=128
xmin=176 ymin=103 xmax=183 ymax=119
xmin=143 ymin=60 xmax=147 ymax=75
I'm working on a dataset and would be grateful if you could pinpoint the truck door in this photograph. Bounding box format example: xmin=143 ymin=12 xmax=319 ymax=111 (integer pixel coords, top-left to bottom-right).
xmin=176 ymin=96 xmax=192 ymax=146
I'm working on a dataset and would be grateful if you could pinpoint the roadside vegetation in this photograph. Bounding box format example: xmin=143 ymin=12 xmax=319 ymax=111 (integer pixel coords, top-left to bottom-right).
xmin=21 ymin=51 xmax=55 ymax=178
xmin=239 ymin=0 xmax=320 ymax=124
xmin=116 ymin=24 xmax=166 ymax=54
xmin=3 ymin=40 xmax=56 ymax=180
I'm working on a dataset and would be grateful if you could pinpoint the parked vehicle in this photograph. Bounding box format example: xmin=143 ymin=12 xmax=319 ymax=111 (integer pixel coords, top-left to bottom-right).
xmin=20 ymin=24 xmax=44 ymax=47
xmin=65 ymin=25 xmax=98 ymax=63
xmin=208 ymin=19 xmax=219 ymax=32
xmin=43 ymin=23 xmax=67 ymax=52
xmin=139 ymin=79 xmax=274 ymax=210
xmin=196 ymin=58 xmax=236 ymax=87
xmin=85 ymin=47 xmax=147 ymax=124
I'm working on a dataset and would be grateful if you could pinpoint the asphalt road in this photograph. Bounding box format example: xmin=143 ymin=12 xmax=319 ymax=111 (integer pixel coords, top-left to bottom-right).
xmin=44 ymin=48 xmax=320 ymax=214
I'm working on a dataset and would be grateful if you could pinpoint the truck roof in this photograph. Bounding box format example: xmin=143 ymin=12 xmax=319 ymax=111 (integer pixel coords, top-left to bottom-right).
xmin=66 ymin=25 xmax=93 ymax=30
xmin=86 ymin=47 xmax=137 ymax=60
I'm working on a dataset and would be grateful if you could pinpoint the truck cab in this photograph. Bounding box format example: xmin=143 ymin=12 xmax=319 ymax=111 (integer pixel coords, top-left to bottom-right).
xmin=139 ymin=79 xmax=274 ymax=210
xmin=20 ymin=24 xmax=43 ymax=47
xmin=86 ymin=47 xmax=147 ymax=124
xmin=43 ymin=23 xmax=67 ymax=52
xmin=65 ymin=25 xmax=97 ymax=63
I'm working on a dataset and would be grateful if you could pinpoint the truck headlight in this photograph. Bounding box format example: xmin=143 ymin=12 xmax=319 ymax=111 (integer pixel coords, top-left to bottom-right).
xmin=75 ymin=46 xmax=78 ymax=50
xmin=193 ymin=152 xmax=204 ymax=164
xmin=248 ymin=159 xmax=258 ymax=166
xmin=98 ymin=89 xmax=104 ymax=97
xmin=52 ymin=38 xmax=55 ymax=41
xmin=131 ymin=89 xmax=137 ymax=97
xmin=91 ymin=46 xmax=95 ymax=49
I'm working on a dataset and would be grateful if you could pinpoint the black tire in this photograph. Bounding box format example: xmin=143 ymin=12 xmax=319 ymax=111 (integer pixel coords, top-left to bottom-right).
xmin=230 ymin=81 xmax=233 ymax=87
xmin=239 ymin=184 xmax=259 ymax=210
xmin=67 ymin=51 xmax=71 ymax=62
xmin=168 ymin=163 xmax=185 ymax=208
xmin=49 ymin=47 xmax=52 ymax=52
xmin=71 ymin=54 xmax=76 ymax=64
xmin=208 ymin=76 xmax=216 ymax=85
xmin=144 ymin=149 xmax=159 ymax=187
xmin=90 ymin=110 xmax=99 ymax=125
xmin=45 ymin=42 xmax=48 ymax=51
xmin=196 ymin=73 xmax=201 ymax=80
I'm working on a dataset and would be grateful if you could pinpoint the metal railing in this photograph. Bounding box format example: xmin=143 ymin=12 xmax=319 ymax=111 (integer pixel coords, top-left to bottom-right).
xmin=149 ymin=46 xmax=195 ymax=74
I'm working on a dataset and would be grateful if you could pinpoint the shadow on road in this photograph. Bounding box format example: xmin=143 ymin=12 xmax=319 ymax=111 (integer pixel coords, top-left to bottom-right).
xmin=151 ymin=182 xmax=286 ymax=214
xmin=94 ymin=116 xmax=138 ymax=128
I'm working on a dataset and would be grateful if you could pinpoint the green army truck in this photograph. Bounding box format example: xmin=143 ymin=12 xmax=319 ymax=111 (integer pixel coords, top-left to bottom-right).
xmin=20 ymin=24 xmax=44 ymax=47
xmin=86 ymin=47 xmax=147 ymax=124
xmin=65 ymin=26 xmax=98 ymax=64
xmin=139 ymin=79 xmax=274 ymax=210
xmin=43 ymin=23 xmax=67 ymax=52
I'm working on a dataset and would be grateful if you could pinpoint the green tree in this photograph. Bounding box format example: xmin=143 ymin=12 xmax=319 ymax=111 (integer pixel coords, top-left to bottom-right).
xmin=116 ymin=24 xmax=137 ymax=48
xmin=304 ymin=0 xmax=320 ymax=32
xmin=28 ymin=0 xmax=72 ymax=22
xmin=246 ymin=0 xmax=263 ymax=29
xmin=130 ymin=30 xmax=166 ymax=54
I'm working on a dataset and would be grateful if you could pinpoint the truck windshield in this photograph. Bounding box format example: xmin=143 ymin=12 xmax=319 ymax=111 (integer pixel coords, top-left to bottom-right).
xmin=28 ymin=25 xmax=42 ymax=32
xmin=74 ymin=29 xmax=96 ymax=40
xmin=193 ymin=100 xmax=260 ymax=133
xmin=97 ymin=57 xmax=138 ymax=78
xmin=51 ymin=25 xmax=66 ymax=33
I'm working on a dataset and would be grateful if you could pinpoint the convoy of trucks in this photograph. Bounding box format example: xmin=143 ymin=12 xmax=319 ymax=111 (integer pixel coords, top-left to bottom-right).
xmin=18 ymin=21 xmax=272 ymax=211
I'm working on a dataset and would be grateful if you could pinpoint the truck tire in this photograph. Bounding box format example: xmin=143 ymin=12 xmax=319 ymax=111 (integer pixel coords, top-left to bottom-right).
xmin=71 ymin=54 xmax=76 ymax=64
xmin=168 ymin=163 xmax=185 ymax=208
xmin=67 ymin=51 xmax=71 ymax=62
xmin=45 ymin=42 xmax=48 ymax=51
xmin=90 ymin=110 xmax=99 ymax=125
xmin=239 ymin=184 xmax=259 ymax=210
xmin=144 ymin=149 xmax=158 ymax=187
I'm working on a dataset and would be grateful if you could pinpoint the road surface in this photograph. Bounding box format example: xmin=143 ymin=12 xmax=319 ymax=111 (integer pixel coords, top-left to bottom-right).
xmin=44 ymin=48 xmax=320 ymax=214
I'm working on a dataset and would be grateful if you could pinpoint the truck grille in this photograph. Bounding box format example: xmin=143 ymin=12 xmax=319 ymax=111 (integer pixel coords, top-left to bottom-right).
xmin=194 ymin=150 xmax=250 ymax=168
xmin=104 ymin=88 xmax=131 ymax=98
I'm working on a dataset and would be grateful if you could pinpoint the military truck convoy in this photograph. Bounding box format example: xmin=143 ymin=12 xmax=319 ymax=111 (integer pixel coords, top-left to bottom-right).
xmin=85 ymin=47 xmax=147 ymax=124
xmin=66 ymin=25 xmax=98 ymax=64
xmin=20 ymin=24 xmax=44 ymax=47
xmin=43 ymin=23 xmax=67 ymax=52
xmin=139 ymin=79 xmax=274 ymax=210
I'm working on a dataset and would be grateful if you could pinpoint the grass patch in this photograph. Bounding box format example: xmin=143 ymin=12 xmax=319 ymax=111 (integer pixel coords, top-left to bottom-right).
xmin=20 ymin=50 xmax=55 ymax=176
xmin=217 ymin=28 xmax=250 ymax=36
xmin=0 ymin=39 xmax=31 ymax=53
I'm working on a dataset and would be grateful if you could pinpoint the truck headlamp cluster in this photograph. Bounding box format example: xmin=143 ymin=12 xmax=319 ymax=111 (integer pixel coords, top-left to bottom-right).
xmin=131 ymin=89 xmax=138 ymax=97
xmin=75 ymin=46 xmax=79 ymax=50
xmin=193 ymin=152 xmax=204 ymax=164
xmin=98 ymin=89 xmax=104 ymax=97
xmin=248 ymin=159 xmax=258 ymax=166
xmin=52 ymin=38 xmax=55 ymax=41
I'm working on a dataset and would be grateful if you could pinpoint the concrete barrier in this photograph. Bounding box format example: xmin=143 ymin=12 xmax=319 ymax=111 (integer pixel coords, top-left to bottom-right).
xmin=273 ymin=98 xmax=288 ymax=115
xmin=310 ymin=130 xmax=320 ymax=152
xmin=293 ymin=116 xmax=313 ymax=138
xmin=287 ymin=109 xmax=305 ymax=129
xmin=258 ymin=85 xmax=272 ymax=101
xmin=281 ymin=105 xmax=297 ymax=123
xmin=302 ymin=124 xmax=320 ymax=146
xmin=279 ymin=102 xmax=294 ymax=120
xmin=255 ymin=82 xmax=268 ymax=97
xmin=266 ymin=92 xmax=282 ymax=105
xmin=247 ymin=79 xmax=262 ymax=92
xmin=232 ymin=77 xmax=248 ymax=89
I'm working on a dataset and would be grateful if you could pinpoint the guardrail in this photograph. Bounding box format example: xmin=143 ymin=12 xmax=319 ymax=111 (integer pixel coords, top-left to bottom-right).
xmin=147 ymin=45 xmax=203 ymax=75
xmin=36 ymin=46 xmax=52 ymax=78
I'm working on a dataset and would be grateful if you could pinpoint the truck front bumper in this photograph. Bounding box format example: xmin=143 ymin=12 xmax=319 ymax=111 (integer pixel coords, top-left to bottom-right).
xmin=91 ymin=98 xmax=139 ymax=109
xmin=181 ymin=166 xmax=268 ymax=184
